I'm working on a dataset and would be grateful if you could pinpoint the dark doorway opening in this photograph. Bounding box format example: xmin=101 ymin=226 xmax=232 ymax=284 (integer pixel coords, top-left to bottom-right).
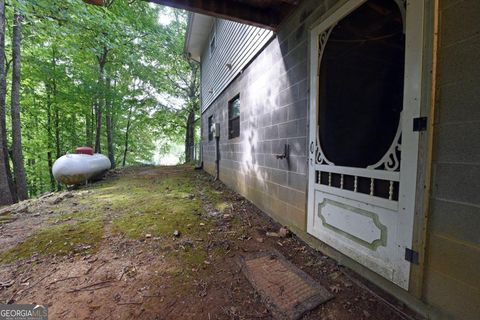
xmin=318 ymin=0 xmax=405 ymax=169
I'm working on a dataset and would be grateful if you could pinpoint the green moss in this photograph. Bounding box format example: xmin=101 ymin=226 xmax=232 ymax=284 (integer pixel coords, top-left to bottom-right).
xmin=111 ymin=172 xmax=211 ymax=239
xmin=0 ymin=214 xmax=13 ymax=225
xmin=211 ymin=245 xmax=226 ymax=257
xmin=111 ymin=192 xmax=209 ymax=239
xmin=48 ymin=209 xmax=102 ymax=224
xmin=170 ymin=247 xmax=208 ymax=267
xmin=0 ymin=219 xmax=104 ymax=263
xmin=204 ymin=188 xmax=231 ymax=213
xmin=0 ymin=166 xmax=224 ymax=265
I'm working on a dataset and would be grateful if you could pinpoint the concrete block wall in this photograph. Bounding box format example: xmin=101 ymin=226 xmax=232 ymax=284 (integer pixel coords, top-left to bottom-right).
xmin=422 ymin=1 xmax=480 ymax=319
xmin=201 ymin=0 xmax=341 ymax=231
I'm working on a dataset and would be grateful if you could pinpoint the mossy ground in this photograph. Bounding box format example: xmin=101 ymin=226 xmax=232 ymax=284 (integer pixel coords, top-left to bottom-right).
xmin=0 ymin=165 xmax=227 ymax=265
xmin=110 ymin=170 xmax=213 ymax=239
xmin=0 ymin=214 xmax=13 ymax=225
xmin=0 ymin=219 xmax=103 ymax=263
xmin=0 ymin=166 xmax=413 ymax=320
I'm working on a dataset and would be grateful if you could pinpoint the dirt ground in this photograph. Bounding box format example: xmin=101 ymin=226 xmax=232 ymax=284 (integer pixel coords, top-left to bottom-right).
xmin=0 ymin=166 xmax=422 ymax=320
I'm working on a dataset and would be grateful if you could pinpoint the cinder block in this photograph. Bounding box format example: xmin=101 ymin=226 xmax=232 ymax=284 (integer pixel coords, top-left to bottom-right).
xmin=286 ymin=204 xmax=307 ymax=231
xmin=283 ymin=39 xmax=308 ymax=71
xmin=278 ymin=185 xmax=306 ymax=210
xmin=265 ymin=154 xmax=279 ymax=169
xmin=434 ymin=122 xmax=480 ymax=164
xmin=424 ymin=264 xmax=480 ymax=320
xmin=295 ymin=156 xmax=308 ymax=174
xmin=437 ymin=80 xmax=480 ymax=123
xmin=433 ymin=163 xmax=480 ymax=206
xmin=272 ymin=139 xmax=288 ymax=155
xmin=427 ymin=233 xmax=480 ymax=288
xmin=278 ymin=120 xmax=298 ymax=138
xmin=267 ymin=168 xmax=288 ymax=185
xmin=287 ymin=60 xmax=308 ymax=85
xmin=272 ymin=107 xmax=289 ymax=124
xmin=429 ymin=199 xmax=480 ymax=245
xmin=265 ymin=125 xmax=279 ymax=140
xmin=261 ymin=112 xmax=272 ymax=127
xmin=277 ymin=86 xmax=299 ymax=108
xmin=288 ymin=137 xmax=307 ymax=157
xmin=441 ymin=0 xmax=480 ymax=47
xmin=288 ymin=171 xmax=307 ymax=191
xmin=438 ymin=34 xmax=480 ymax=86
xmin=287 ymin=99 xmax=308 ymax=121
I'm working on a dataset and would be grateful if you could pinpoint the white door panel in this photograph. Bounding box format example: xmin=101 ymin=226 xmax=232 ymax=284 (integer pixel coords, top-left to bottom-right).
xmin=307 ymin=0 xmax=424 ymax=290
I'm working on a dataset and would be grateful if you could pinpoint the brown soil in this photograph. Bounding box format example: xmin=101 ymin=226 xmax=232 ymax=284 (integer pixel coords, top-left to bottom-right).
xmin=0 ymin=166 xmax=423 ymax=320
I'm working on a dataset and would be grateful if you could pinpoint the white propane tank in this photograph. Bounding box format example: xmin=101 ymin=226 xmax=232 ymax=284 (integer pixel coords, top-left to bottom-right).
xmin=52 ymin=153 xmax=111 ymax=185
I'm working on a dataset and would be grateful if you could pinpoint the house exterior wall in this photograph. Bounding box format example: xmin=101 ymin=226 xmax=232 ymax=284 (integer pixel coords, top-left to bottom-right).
xmin=198 ymin=0 xmax=480 ymax=319
xmin=200 ymin=19 xmax=273 ymax=111
xmin=201 ymin=0 xmax=333 ymax=231
xmin=422 ymin=1 xmax=480 ymax=319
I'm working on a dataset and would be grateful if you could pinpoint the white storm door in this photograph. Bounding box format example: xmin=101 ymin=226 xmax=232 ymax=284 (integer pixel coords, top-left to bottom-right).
xmin=307 ymin=0 xmax=424 ymax=290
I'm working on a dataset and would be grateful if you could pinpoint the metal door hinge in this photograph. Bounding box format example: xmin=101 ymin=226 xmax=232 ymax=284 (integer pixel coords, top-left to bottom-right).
xmin=413 ymin=117 xmax=427 ymax=132
xmin=405 ymin=248 xmax=419 ymax=264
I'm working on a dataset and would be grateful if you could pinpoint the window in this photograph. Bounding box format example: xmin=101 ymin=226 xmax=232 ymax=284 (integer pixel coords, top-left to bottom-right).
xmin=228 ymin=95 xmax=240 ymax=139
xmin=209 ymin=35 xmax=216 ymax=56
xmin=209 ymin=20 xmax=216 ymax=57
xmin=208 ymin=115 xmax=214 ymax=141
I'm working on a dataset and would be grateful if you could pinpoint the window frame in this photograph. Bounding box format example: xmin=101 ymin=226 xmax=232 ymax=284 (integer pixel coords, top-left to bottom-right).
xmin=228 ymin=94 xmax=240 ymax=140
xmin=208 ymin=115 xmax=214 ymax=141
xmin=209 ymin=20 xmax=217 ymax=58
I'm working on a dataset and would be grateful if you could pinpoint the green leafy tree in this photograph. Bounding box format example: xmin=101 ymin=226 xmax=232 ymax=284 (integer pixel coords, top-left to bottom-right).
xmin=0 ymin=0 xmax=199 ymax=199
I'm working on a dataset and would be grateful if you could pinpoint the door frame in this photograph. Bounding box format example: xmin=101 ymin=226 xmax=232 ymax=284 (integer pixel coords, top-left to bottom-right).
xmin=307 ymin=0 xmax=426 ymax=290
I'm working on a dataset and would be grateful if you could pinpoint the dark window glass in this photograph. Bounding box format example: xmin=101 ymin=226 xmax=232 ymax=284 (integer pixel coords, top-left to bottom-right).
xmin=208 ymin=115 xmax=214 ymax=141
xmin=228 ymin=95 xmax=240 ymax=139
xmin=318 ymin=0 xmax=404 ymax=168
xmin=210 ymin=21 xmax=216 ymax=57
xmin=210 ymin=35 xmax=216 ymax=56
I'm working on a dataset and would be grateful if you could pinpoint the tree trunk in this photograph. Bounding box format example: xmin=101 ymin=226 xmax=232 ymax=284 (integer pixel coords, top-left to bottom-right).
xmin=0 ymin=0 xmax=13 ymax=204
xmin=70 ymin=113 xmax=77 ymax=149
xmin=95 ymin=46 xmax=108 ymax=154
xmin=86 ymin=102 xmax=94 ymax=147
xmin=10 ymin=9 xmax=27 ymax=200
xmin=105 ymin=77 xmax=115 ymax=168
xmin=122 ymin=106 xmax=133 ymax=167
xmin=86 ymin=106 xmax=92 ymax=147
xmin=46 ymin=88 xmax=55 ymax=191
xmin=54 ymin=103 xmax=60 ymax=159
xmin=4 ymin=57 xmax=16 ymax=201
xmin=184 ymin=109 xmax=195 ymax=163
xmin=49 ymin=49 xmax=61 ymax=190
xmin=94 ymin=101 xmax=102 ymax=153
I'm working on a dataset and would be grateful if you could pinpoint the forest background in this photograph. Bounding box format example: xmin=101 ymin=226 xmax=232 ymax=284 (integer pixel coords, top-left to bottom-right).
xmin=0 ymin=0 xmax=199 ymax=204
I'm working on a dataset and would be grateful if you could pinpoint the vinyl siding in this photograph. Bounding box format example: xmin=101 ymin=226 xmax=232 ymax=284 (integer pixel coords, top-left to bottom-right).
xmin=200 ymin=19 xmax=273 ymax=112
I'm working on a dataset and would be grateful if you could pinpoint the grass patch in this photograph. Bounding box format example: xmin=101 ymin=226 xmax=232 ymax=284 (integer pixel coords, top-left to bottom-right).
xmin=0 ymin=219 xmax=104 ymax=263
xmin=204 ymin=188 xmax=231 ymax=213
xmin=111 ymin=172 xmax=211 ymax=239
xmin=112 ymin=207 xmax=208 ymax=239
xmin=48 ymin=209 xmax=102 ymax=224
xmin=0 ymin=166 xmax=227 ymax=264
xmin=170 ymin=247 xmax=208 ymax=267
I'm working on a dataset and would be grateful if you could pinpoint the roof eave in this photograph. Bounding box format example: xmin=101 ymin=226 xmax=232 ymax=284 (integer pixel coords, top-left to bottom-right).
xmin=184 ymin=13 xmax=213 ymax=62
